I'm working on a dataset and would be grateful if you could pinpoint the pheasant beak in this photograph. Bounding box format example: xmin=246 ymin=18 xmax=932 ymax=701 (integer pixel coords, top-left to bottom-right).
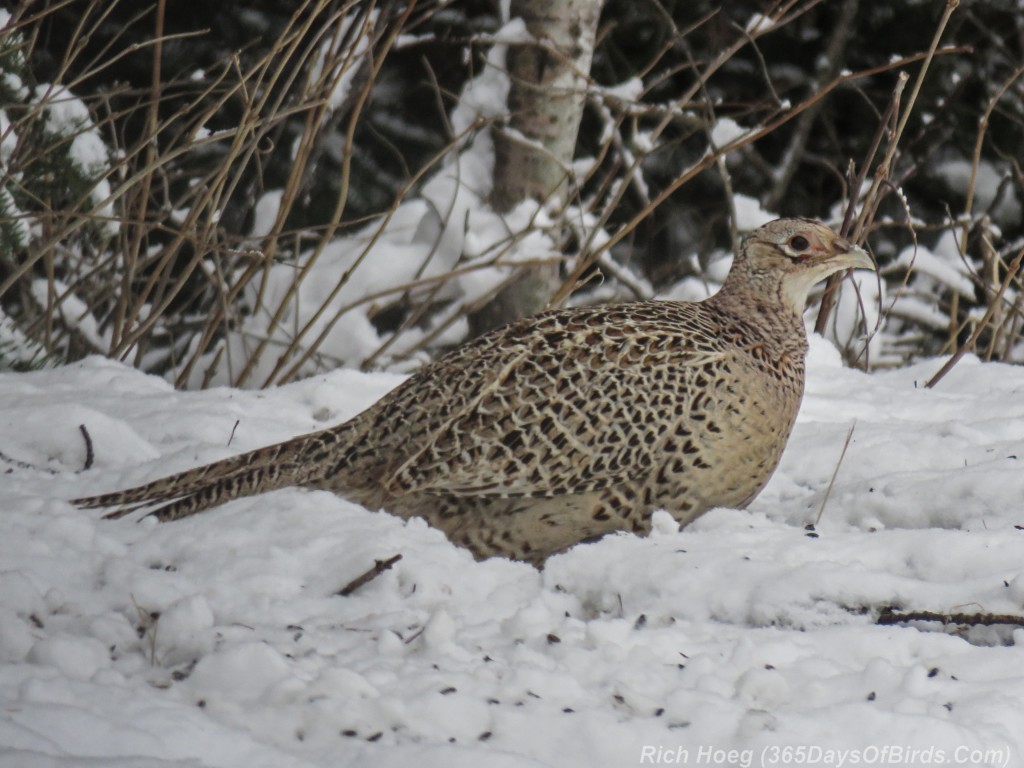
xmin=827 ymin=238 xmax=874 ymax=272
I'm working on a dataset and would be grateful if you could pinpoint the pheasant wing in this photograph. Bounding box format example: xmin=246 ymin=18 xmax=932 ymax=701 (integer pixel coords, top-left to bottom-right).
xmin=375 ymin=302 xmax=726 ymax=498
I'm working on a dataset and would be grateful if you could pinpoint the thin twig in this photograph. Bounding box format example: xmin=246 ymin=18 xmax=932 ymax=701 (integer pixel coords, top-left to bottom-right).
xmin=877 ymin=608 xmax=1024 ymax=628
xmin=958 ymin=62 xmax=1024 ymax=255
xmin=814 ymin=72 xmax=907 ymax=335
xmin=765 ymin=0 xmax=860 ymax=212
xmin=869 ymin=3 xmax=957 ymax=236
xmin=337 ymin=554 xmax=403 ymax=597
xmin=78 ymin=424 xmax=95 ymax=471
xmin=817 ymin=0 xmax=960 ymax=335
xmin=815 ymin=421 xmax=856 ymax=525
xmin=925 ymin=246 xmax=1024 ymax=388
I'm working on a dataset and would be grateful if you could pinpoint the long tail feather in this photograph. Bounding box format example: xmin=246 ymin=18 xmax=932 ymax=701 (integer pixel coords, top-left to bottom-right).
xmin=75 ymin=424 xmax=351 ymax=521
xmin=75 ymin=457 xmax=252 ymax=509
xmin=132 ymin=462 xmax=314 ymax=522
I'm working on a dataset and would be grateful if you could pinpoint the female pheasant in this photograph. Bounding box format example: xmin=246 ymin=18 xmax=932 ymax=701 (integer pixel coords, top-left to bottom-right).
xmin=76 ymin=218 xmax=873 ymax=566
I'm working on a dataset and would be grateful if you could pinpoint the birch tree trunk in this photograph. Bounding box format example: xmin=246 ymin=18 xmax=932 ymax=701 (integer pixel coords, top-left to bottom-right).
xmin=469 ymin=0 xmax=602 ymax=335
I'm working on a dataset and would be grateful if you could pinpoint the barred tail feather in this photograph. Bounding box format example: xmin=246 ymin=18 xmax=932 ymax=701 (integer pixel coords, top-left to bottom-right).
xmin=74 ymin=424 xmax=350 ymax=521
xmin=128 ymin=461 xmax=317 ymax=523
xmin=74 ymin=454 xmax=258 ymax=510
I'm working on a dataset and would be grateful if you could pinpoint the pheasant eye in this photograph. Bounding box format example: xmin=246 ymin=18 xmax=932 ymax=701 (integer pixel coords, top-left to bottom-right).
xmin=789 ymin=235 xmax=810 ymax=251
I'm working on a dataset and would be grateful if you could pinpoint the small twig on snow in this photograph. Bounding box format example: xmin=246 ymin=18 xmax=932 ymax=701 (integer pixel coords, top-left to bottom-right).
xmin=877 ymin=607 xmax=1024 ymax=628
xmin=815 ymin=421 xmax=856 ymax=525
xmin=337 ymin=554 xmax=403 ymax=597
xmin=79 ymin=424 xmax=94 ymax=471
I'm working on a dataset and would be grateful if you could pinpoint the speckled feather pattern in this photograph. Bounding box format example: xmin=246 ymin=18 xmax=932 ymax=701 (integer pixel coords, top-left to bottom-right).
xmin=77 ymin=219 xmax=872 ymax=566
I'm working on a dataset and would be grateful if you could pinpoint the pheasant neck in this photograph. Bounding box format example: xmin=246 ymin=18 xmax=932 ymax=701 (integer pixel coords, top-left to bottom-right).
xmin=706 ymin=271 xmax=809 ymax=364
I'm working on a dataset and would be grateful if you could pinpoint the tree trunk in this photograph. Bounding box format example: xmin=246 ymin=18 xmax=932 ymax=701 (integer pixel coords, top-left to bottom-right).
xmin=469 ymin=0 xmax=601 ymax=336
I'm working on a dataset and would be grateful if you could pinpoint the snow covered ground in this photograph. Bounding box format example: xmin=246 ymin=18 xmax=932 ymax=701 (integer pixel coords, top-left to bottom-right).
xmin=2 ymin=339 xmax=1024 ymax=768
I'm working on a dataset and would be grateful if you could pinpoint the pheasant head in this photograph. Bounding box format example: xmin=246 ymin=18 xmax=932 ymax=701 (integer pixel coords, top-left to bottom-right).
xmin=723 ymin=218 xmax=875 ymax=315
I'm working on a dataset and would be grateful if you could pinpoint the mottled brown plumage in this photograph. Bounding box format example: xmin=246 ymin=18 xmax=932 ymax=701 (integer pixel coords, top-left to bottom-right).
xmin=76 ymin=218 xmax=873 ymax=566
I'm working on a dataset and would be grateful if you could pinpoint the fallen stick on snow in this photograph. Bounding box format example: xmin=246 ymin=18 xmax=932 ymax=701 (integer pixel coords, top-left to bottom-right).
xmin=337 ymin=554 xmax=403 ymax=597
